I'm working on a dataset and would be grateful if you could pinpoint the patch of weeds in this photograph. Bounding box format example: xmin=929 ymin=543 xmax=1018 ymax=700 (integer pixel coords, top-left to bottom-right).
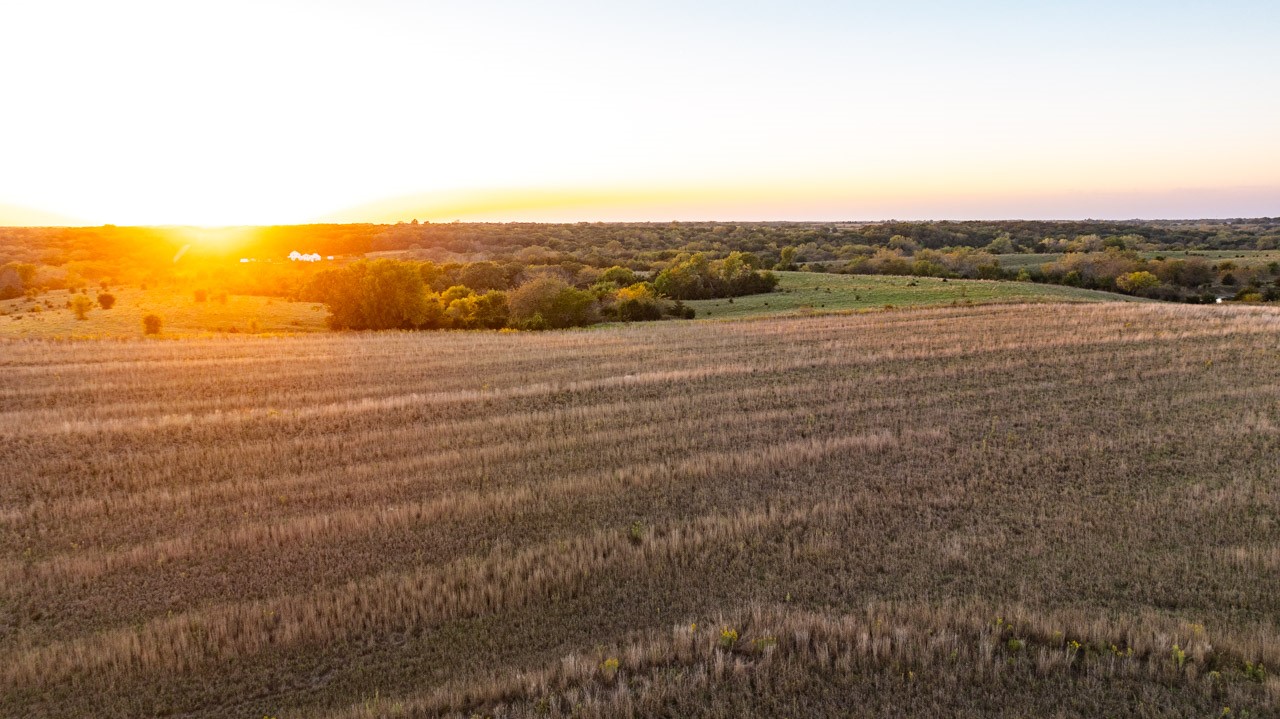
xmin=719 ymin=627 xmax=739 ymax=649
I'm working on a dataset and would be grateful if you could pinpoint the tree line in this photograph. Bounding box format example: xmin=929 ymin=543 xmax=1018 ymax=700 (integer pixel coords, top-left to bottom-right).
xmin=816 ymin=241 xmax=1280 ymax=302
xmin=3 ymin=219 xmax=1278 ymax=298
xmin=301 ymin=254 xmax=777 ymax=331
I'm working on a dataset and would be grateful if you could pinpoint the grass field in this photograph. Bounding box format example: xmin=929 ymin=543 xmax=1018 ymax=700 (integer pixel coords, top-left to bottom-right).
xmin=688 ymin=271 xmax=1137 ymax=319
xmin=0 ymin=286 xmax=328 ymax=338
xmin=994 ymin=249 xmax=1280 ymax=269
xmin=3 ymin=302 xmax=1279 ymax=717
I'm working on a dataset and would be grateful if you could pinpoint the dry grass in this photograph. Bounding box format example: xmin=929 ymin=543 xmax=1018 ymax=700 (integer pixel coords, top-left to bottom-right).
xmin=2 ymin=302 xmax=1279 ymax=717
xmin=358 ymin=602 xmax=1279 ymax=718
xmin=0 ymin=285 xmax=327 ymax=338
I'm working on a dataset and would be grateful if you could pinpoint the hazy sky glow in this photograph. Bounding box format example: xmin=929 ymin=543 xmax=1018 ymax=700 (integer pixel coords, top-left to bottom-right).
xmin=3 ymin=0 xmax=1278 ymax=225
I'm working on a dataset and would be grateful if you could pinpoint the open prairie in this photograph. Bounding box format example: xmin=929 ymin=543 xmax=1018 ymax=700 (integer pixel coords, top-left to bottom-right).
xmin=3 ymin=302 xmax=1279 ymax=717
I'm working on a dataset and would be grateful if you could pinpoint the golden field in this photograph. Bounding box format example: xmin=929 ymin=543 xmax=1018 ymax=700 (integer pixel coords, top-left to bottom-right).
xmin=0 ymin=286 xmax=328 ymax=338
xmin=2 ymin=302 xmax=1279 ymax=717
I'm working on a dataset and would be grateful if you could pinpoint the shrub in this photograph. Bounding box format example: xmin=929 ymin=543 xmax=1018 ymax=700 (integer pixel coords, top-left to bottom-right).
xmin=194 ymin=289 xmax=208 ymax=302
xmin=616 ymin=298 xmax=663 ymax=322
xmin=508 ymin=277 xmax=595 ymax=329
xmin=142 ymin=314 xmax=162 ymax=335
xmin=615 ymin=283 xmax=664 ymax=322
xmin=522 ymin=312 xmax=548 ymax=331
xmin=96 ymin=293 xmax=116 ymax=309
xmin=1115 ymin=271 xmax=1160 ymax=293
xmin=667 ymin=301 xmax=695 ymax=319
xmin=70 ymin=294 xmax=94 ymax=320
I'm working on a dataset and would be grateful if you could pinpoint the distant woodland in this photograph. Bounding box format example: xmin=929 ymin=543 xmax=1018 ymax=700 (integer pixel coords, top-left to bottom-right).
xmin=2 ymin=219 xmax=1279 ymax=319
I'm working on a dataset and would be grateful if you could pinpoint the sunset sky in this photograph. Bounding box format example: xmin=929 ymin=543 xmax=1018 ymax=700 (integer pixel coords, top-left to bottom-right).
xmin=2 ymin=0 xmax=1277 ymax=226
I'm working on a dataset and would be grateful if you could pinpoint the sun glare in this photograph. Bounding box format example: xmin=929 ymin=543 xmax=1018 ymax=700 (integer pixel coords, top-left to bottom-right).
xmin=169 ymin=226 xmax=257 ymax=254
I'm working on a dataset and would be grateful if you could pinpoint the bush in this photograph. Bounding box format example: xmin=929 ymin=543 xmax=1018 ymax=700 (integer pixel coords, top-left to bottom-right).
xmin=508 ymin=276 xmax=595 ymax=329
xmin=70 ymin=294 xmax=94 ymax=320
xmin=97 ymin=293 xmax=116 ymax=309
xmin=599 ymin=265 xmax=638 ymax=287
xmin=1115 ymin=271 xmax=1160 ymax=293
xmin=719 ymin=627 xmax=739 ymax=648
xmin=614 ymin=282 xmax=664 ymax=322
xmin=616 ymin=297 xmax=663 ymax=322
xmin=667 ymin=301 xmax=695 ymax=319
xmin=193 ymin=289 xmax=208 ymax=302
xmin=142 ymin=314 xmax=162 ymax=335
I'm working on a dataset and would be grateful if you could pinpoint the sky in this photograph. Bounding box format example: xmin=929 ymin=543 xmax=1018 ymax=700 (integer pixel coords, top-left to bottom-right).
xmin=1 ymin=0 xmax=1277 ymax=225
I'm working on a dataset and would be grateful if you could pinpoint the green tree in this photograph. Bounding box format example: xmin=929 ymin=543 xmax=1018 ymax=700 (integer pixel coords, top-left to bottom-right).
xmin=0 ymin=262 xmax=35 ymax=300
xmin=985 ymin=233 xmax=1015 ymax=254
xmin=1115 ymin=271 xmax=1160 ymax=293
xmin=458 ymin=261 xmax=508 ymax=292
xmin=307 ymin=260 xmax=431 ymax=330
xmin=776 ymin=246 xmax=798 ymax=270
xmin=357 ymin=260 xmax=431 ymax=329
xmin=888 ymin=235 xmax=921 ymax=254
xmin=599 ymin=265 xmax=638 ymax=287
xmin=654 ymin=253 xmax=714 ymax=299
xmin=615 ymin=282 xmax=664 ymax=322
xmin=508 ymin=276 xmax=595 ymax=329
xmin=470 ymin=290 xmax=510 ymax=328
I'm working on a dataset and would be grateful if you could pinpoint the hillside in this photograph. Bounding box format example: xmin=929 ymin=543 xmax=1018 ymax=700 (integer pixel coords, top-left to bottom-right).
xmin=3 ymin=302 xmax=1278 ymax=717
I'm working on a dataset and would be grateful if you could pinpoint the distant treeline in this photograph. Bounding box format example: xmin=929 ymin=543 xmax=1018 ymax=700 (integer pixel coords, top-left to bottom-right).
xmin=820 ymin=242 xmax=1280 ymax=302
xmin=5 ymin=220 xmax=1278 ymax=269
xmin=300 ymin=253 xmax=777 ymax=330
xmin=2 ymin=219 xmax=1278 ymax=289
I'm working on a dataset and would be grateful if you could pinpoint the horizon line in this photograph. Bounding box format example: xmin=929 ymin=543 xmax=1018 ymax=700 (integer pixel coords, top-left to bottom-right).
xmin=3 ymin=215 xmax=1280 ymax=230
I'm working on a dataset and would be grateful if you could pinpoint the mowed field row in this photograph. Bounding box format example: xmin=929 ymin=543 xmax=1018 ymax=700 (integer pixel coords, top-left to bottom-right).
xmin=3 ymin=302 xmax=1280 ymax=717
